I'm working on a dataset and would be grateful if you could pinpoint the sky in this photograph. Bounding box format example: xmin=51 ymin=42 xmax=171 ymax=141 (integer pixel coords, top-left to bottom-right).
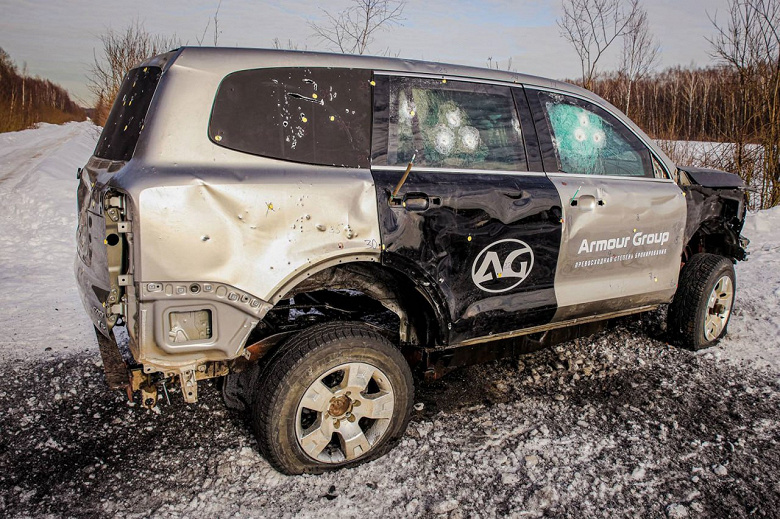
xmin=0 ymin=0 xmax=733 ymax=106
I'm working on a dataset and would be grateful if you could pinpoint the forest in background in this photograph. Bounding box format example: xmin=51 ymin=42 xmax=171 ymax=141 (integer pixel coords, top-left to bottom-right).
xmin=0 ymin=48 xmax=85 ymax=133
xmin=591 ymin=65 xmax=771 ymax=209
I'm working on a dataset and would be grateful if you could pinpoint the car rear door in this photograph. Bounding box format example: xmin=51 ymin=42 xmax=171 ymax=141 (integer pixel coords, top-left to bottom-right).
xmin=526 ymin=88 xmax=686 ymax=321
xmin=370 ymin=74 xmax=563 ymax=345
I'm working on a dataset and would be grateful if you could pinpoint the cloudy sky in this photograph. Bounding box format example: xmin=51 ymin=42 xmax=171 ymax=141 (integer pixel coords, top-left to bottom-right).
xmin=1 ymin=0 xmax=732 ymax=105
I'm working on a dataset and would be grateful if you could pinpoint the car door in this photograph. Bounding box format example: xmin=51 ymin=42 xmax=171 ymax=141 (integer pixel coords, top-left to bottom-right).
xmin=370 ymin=74 xmax=564 ymax=345
xmin=526 ymin=88 xmax=686 ymax=322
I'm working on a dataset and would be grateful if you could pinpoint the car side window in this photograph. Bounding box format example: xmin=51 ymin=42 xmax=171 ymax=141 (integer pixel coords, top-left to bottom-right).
xmin=537 ymin=91 xmax=653 ymax=178
xmin=209 ymin=67 xmax=372 ymax=168
xmin=372 ymin=76 xmax=527 ymax=171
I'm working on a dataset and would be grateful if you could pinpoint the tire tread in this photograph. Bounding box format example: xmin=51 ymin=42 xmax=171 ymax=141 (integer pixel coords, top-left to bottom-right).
xmin=668 ymin=253 xmax=735 ymax=350
xmin=251 ymin=321 xmax=413 ymax=474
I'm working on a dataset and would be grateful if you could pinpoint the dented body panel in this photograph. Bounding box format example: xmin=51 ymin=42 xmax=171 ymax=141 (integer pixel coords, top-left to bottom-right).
xmin=371 ymin=168 xmax=562 ymax=345
xmin=133 ymin=167 xmax=380 ymax=301
xmin=678 ymin=167 xmax=748 ymax=261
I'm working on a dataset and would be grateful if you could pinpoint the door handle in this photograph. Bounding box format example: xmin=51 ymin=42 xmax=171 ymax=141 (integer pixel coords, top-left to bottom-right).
xmin=388 ymin=192 xmax=441 ymax=211
xmin=570 ymin=194 xmax=604 ymax=210
xmin=403 ymin=193 xmax=430 ymax=211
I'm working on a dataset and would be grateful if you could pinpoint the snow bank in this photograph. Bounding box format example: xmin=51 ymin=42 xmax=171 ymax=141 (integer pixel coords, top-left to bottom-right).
xmin=0 ymin=122 xmax=100 ymax=361
xmin=719 ymin=207 xmax=780 ymax=371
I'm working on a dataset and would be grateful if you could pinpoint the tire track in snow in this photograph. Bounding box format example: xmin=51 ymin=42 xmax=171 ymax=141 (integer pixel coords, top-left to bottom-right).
xmin=0 ymin=123 xmax=92 ymax=194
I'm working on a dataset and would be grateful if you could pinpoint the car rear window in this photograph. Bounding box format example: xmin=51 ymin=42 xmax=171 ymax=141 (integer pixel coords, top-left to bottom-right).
xmin=209 ymin=67 xmax=372 ymax=168
xmin=94 ymin=66 xmax=162 ymax=161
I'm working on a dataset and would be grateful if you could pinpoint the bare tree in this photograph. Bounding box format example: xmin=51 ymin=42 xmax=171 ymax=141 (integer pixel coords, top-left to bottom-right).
xmin=710 ymin=0 xmax=780 ymax=208
xmin=88 ymin=22 xmax=179 ymax=125
xmin=273 ymin=38 xmax=306 ymax=51
xmin=196 ymin=0 xmax=223 ymax=46
xmin=486 ymin=56 xmax=515 ymax=71
xmin=619 ymin=7 xmax=659 ymax=116
xmin=309 ymin=0 xmax=406 ymax=55
xmin=558 ymin=0 xmax=641 ymax=90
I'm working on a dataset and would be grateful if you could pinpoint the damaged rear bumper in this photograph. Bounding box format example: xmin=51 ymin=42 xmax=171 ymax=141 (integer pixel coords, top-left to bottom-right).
xmin=75 ymin=254 xmax=111 ymax=336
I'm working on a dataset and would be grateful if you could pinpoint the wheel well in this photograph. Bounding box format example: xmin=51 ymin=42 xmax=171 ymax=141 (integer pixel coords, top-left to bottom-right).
xmin=224 ymin=264 xmax=440 ymax=411
xmin=250 ymin=263 xmax=443 ymax=350
xmin=683 ymin=221 xmax=743 ymax=263
xmin=682 ymin=188 xmax=747 ymax=264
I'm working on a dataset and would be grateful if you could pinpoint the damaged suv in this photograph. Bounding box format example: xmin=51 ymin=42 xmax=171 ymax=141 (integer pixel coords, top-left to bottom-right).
xmin=76 ymin=48 xmax=749 ymax=474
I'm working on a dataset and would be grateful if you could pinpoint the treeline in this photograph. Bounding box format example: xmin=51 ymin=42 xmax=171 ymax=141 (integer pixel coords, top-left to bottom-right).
xmin=0 ymin=47 xmax=85 ymax=133
xmin=588 ymin=64 xmax=778 ymax=209
xmin=592 ymin=66 xmax=761 ymax=142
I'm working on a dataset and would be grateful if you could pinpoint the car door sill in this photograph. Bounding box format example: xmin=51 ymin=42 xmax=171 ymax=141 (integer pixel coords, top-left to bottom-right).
xmin=453 ymin=304 xmax=659 ymax=347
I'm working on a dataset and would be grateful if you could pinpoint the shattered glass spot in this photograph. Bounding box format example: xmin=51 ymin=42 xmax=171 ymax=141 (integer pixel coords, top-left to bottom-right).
xmin=459 ymin=126 xmax=480 ymax=151
xmin=541 ymin=94 xmax=651 ymax=177
xmin=433 ymin=125 xmax=456 ymax=155
xmin=445 ymin=108 xmax=463 ymax=128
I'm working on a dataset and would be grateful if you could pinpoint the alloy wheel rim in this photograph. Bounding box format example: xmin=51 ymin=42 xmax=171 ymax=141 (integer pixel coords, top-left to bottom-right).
xmin=704 ymin=275 xmax=734 ymax=341
xmin=295 ymin=362 xmax=395 ymax=464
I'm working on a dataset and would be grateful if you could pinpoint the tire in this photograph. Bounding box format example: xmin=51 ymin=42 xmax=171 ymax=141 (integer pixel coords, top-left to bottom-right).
xmin=668 ymin=253 xmax=736 ymax=350
xmin=250 ymin=322 xmax=414 ymax=475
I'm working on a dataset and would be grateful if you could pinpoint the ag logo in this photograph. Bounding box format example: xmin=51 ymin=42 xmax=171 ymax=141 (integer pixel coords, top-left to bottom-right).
xmin=471 ymin=239 xmax=534 ymax=293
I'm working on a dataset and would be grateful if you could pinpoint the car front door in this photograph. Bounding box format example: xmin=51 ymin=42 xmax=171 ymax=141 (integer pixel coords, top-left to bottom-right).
xmin=526 ymin=88 xmax=686 ymax=322
xmin=370 ymin=75 xmax=564 ymax=345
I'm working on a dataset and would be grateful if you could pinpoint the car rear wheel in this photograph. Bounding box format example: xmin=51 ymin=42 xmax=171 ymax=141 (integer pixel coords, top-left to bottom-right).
xmin=250 ymin=322 xmax=414 ymax=475
xmin=668 ymin=253 xmax=736 ymax=350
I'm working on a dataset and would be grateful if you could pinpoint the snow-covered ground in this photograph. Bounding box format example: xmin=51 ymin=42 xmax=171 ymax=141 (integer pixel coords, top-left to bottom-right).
xmin=1 ymin=123 xmax=778 ymax=517
xmin=0 ymin=122 xmax=101 ymax=362
xmin=719 ymin=205 xmax=780 ymax=372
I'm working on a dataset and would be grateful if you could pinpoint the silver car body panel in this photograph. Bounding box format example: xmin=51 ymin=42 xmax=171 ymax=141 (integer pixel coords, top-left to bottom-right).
xmin=548 ymin=174 xmax=686 ymax=321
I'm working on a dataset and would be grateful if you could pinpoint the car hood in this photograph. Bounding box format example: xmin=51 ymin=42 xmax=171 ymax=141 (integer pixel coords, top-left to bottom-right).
xmin=678 ymin=166 xmax=746 ymax=189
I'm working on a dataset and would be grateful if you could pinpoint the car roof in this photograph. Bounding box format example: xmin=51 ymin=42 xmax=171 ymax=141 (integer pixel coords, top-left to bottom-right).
xmin=144 ymin=46 xmax=593 ymax=98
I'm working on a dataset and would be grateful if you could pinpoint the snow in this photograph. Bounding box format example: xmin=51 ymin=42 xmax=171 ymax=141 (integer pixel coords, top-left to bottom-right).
xmin=0 ymin=121 xmax=101 ymax=362
xmin=719 ymin=205 xmax=780 ymax=372
xmin=1 ymin=123 xmax=779 ymax=517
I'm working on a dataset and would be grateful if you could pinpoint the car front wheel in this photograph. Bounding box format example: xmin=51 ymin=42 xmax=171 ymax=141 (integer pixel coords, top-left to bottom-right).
xmin=250 ymin=322 xmax=414 ymax=475
xmin=668 ymin=253 xmax=736 ymax=350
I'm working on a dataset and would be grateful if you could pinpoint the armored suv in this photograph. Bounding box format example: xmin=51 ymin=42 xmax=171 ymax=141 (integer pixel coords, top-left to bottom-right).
xmin=76 ymin=48 xmax=748 ymax=474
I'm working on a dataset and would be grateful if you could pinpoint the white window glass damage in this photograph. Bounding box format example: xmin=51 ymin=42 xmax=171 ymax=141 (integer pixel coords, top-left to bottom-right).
xmin=209 ymin=67 xmax=372 ymax=168
xmin=539 ymin=92 xmax=652 ymax=178
xmin=374 ymin=77 xmax=527 ymax=171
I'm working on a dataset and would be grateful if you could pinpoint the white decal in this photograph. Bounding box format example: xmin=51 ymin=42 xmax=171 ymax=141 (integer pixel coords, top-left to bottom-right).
xmin=577 ymin=230 xmax=669 ymax=255
xmin=574 ymin=230 xmax=672 ymax=269
xmin=471 ymin=239 xmax=534 ymax=293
